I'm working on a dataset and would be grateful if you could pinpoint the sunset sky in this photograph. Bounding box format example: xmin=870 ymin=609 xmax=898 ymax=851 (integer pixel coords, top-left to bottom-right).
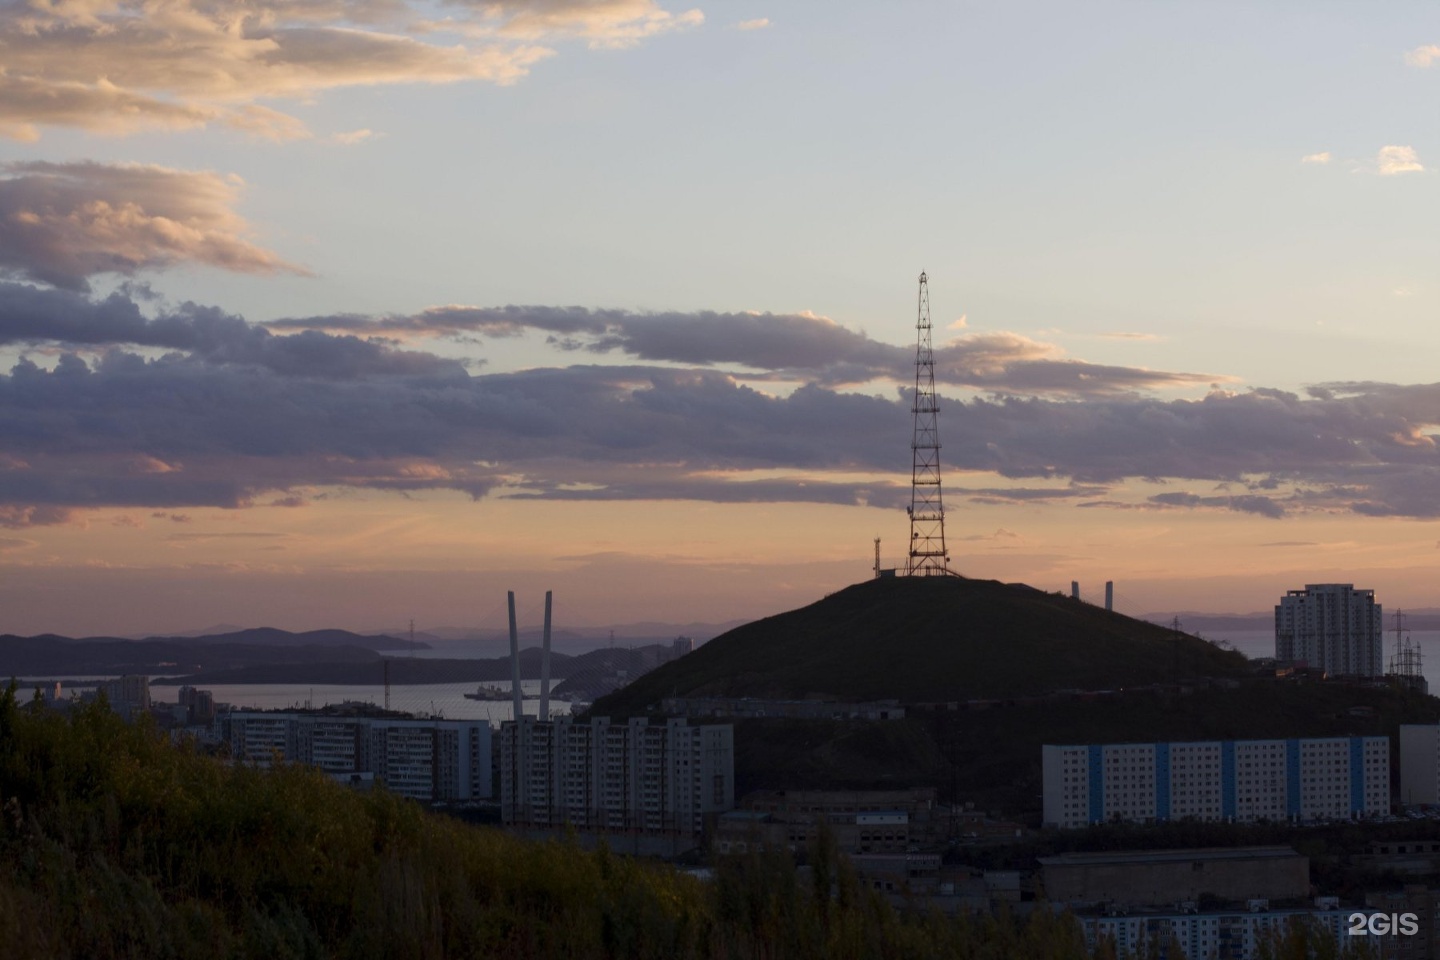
xmin=1 ymin=1 xmax=1438 ymax=637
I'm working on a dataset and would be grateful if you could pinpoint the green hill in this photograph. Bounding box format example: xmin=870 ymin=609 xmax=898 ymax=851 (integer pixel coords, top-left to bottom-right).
xmin=594 ymin=576 xmax=1251 ymax=715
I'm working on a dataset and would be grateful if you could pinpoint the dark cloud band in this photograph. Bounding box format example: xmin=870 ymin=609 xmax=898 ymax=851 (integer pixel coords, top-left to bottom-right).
xmin=1 ymin=285 xmax=1438 ymax=522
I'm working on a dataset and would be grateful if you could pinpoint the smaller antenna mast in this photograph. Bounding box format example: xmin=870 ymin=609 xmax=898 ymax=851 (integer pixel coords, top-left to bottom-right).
xmin=1388 ymin=609 xmax=1425 ymax=690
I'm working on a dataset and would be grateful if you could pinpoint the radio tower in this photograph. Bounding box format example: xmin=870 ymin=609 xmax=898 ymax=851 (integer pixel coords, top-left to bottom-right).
xmin=906 ymin=272 xmax=951 ymax=576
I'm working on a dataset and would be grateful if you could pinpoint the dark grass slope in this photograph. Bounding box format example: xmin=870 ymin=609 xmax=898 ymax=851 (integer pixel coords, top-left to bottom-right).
xmin=594 ymin=576 xmax=1251 ymax=714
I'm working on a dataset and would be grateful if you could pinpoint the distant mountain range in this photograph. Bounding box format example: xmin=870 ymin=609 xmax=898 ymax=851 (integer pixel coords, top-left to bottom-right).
xmin=379 ymin=621 xmax=747 ymax=655
xmin=0 ymin=627 xmax=423 ymax=679
xmin=0 ymin=625 xmax=683 ymax=689
xmin=140 ymin=620 xmax=744 ymax=655
xmin=150 ymin=643 xmax=673 ymax=688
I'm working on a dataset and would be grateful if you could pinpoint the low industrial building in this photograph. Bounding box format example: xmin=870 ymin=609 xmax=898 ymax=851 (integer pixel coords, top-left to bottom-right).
xmin=1038 ymin=847 xmax=1309 ymax=909
xmin=1357 ymin=839 xmax=1440 ymax=878
xmin=715 ymin=787 xmax=938 ymax=854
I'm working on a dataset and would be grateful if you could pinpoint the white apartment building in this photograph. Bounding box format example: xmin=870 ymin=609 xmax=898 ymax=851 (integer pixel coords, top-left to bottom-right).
xmin=1275 ymin=583 xmax=1383 ymax=677
xmin=225 ymin=711 xmax=490 ymax=802
xmin=1043 ymin=737 xmax=1390 ymax=829
xmin=500 ymin=716 xmax=734 ymax=840
xmin=296 ymin=717 xmax=363 ymax=774
xmin=229 ymin=712 xmax=295 ymax=767
xmin=1078 ymin=907 xmax=1389 ymax=960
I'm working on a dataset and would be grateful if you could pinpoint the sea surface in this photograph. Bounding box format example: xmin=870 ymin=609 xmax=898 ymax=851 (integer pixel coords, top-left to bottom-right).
xmin=21 ymin=677 xmax=571 ymax=725
xmin=24 ymin=630 xmax=1439 ymax=722
xmin=198 ymin=679 xmax=574 ymax=723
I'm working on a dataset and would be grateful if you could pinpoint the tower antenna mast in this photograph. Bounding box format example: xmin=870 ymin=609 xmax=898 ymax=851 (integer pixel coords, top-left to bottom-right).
xmin=906 ymin=272 xmax=951 ymax=576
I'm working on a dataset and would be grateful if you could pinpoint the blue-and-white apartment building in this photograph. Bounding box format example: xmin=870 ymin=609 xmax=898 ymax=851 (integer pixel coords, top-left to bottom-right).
xmin=1043 ymin=737 xmax=1389 ymax=829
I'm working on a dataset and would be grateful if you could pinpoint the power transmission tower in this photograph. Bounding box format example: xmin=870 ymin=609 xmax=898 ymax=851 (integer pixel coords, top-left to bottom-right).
xmin=906 ymin=272 xmax=951 ymax=576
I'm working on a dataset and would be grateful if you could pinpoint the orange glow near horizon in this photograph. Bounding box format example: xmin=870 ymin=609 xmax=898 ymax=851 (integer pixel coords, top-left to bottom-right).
xmin=3 ymin=478 xmax=1437 ymax=637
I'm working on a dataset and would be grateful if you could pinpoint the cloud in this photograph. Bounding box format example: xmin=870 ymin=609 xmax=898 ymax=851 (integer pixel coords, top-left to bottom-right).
xmin=0 ymin=0 xmax=699 ymax=139
xmin=953 ymin=484 xmax=1109 ymax=504
xmin=0 ymin=162 xmax=306 ymax=290
xmin=0 ymin=74 xmax=221 ymax=142
xmin=0 ymin=283 xmax=463 ymax=377
xmin=6 ymin=288 xmax=1440 ymax=521
xmin=0 ymin=505 xmax=73 ymax=528
xmin=1301 ymin=152 xmax=1331 ymax=165
xmin=1405 ymin=44 xmax=1440 ymax=67
xmin=956 ymin=528 xmax=1021 ymax=542
xmin=737 ymin=18 xmax=770 ymax=30
xmin=152 ymin=512 xmax=193 ymax=522
xmin=271 ymin=305 xmax=1223 ymax=396
xmin=450 ymin=0 xmax=705 ymax=49
xmin=1376 ymin=145 xmax=1424 ymax=176
xmin=332 ymin=128 xmax=376 ymax=145
xmin=1149 ymin=491 xmax=1287 ymax=519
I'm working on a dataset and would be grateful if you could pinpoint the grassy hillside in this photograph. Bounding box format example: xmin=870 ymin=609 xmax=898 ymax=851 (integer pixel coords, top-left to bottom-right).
xmin=595 ymin=576 xmax=1251 ymax=715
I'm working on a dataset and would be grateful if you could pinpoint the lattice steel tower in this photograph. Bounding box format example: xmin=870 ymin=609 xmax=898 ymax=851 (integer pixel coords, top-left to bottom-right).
xmin=906 ymin=272 xmax=951 ymax=576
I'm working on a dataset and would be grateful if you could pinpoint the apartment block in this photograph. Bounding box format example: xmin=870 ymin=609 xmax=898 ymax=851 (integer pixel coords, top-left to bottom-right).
xmin=1042 ymin=737 xmax=1389 ymax=829
xmin=224 ymin=711 xmax=490 ymax=802
xmin=1077 ymin=906 xmax=1390 ymax=960
xmin=1275 ymin=583 xmax=1383 ymax=677
xmin=499 ymin=716 xmax=734 ymax=842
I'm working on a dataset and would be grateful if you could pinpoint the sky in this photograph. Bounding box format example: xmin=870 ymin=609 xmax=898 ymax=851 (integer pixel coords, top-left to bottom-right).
xmin=1 ymin=0 xmax=1439 ymax=637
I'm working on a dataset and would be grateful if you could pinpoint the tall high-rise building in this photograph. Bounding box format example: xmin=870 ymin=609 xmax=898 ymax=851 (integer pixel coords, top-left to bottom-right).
xmin=1275 ymin=583 xmax=1383 ymax=677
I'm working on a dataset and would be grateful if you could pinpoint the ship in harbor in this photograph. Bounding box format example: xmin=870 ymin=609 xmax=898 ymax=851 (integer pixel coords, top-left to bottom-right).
xmin=463 ymin=684 xmax=514 ymax=702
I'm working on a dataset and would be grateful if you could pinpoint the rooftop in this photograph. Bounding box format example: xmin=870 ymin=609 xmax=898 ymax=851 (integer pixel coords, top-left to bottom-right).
xmin=1038 ymin=846 xmax=1303 ymax=867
